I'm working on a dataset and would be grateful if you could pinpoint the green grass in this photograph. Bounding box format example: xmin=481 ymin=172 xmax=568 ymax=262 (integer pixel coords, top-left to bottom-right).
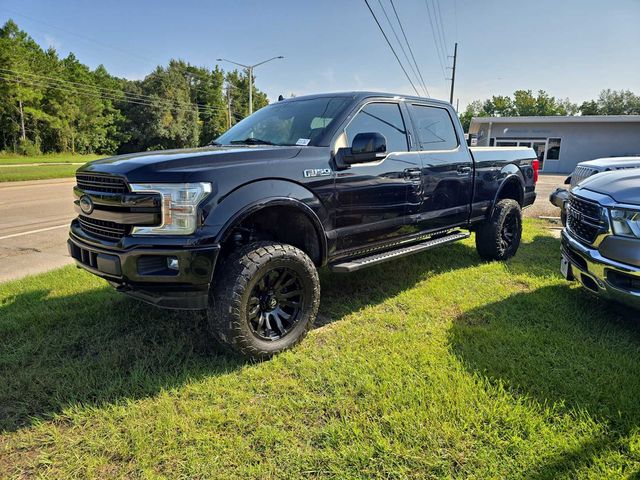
xmin=0 ymin=154 xmax=102 ymax=182
xmin=0 ymin=164 xmax=86 ymax=182
xmin=1 ymin=220 xmax=640 ymax=478
xmin=0 ymin=153 xmax=102 ymax=165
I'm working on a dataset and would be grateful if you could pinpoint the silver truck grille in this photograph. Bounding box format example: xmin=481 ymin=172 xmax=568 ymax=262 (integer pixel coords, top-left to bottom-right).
xmin=570 ymin=166 xmax=598 ymax=188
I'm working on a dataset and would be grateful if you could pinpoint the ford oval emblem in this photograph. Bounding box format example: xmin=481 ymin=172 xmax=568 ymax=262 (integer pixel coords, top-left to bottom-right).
xmin=79 ymin=195 xmax=94 ymax=215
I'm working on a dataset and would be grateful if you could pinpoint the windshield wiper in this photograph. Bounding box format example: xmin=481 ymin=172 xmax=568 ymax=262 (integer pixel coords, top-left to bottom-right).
xmin=230 ymin=137 xmax=276 ymax=146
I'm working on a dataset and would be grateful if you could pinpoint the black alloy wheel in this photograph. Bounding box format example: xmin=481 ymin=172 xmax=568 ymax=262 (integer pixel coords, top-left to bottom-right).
xmin=247 ymin=266 xmax=304 ymax=341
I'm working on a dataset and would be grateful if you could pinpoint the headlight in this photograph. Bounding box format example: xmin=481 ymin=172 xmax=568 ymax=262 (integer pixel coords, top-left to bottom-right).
xmin=129 ymin=182 xmax=212 ymax=235
xmin=610 ymin=208 xmax=640 ymax=238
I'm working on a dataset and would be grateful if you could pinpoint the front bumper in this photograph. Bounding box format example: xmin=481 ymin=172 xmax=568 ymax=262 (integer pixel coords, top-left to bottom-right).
xmin=68 ymin=229 xmax=220 ymax=310
xmin=561 ymin=229 xmax=640 ymax=310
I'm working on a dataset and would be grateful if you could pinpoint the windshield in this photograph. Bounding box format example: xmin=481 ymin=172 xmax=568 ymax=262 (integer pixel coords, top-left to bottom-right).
xmin=214 ymin=96 xmax=351 ymax=147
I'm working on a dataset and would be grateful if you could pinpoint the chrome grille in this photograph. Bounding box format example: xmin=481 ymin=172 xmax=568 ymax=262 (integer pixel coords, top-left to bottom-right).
xmin=570 ymin=166 xmax=598 ymax=188
xmin=566 ymin=194 xmax=605 ymax=244
xmin=78 ymin=215 xmax=128 ymax=240
xmin=76 ymin=173 xmax=127 ymax=193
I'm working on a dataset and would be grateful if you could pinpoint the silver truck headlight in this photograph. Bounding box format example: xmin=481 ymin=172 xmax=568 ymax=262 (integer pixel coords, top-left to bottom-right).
xmin=610 ymin=208 xmax=640 ymax=238
xmin=129 ymin=182 xmax=212 ymax=235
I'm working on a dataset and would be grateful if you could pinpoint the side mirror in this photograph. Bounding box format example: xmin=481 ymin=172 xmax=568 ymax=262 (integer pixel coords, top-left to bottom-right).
xmin=334 ymin=132 xmax=387 ymax=170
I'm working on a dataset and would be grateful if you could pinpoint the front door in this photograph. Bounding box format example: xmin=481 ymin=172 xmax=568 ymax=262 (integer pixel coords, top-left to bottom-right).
xmin=333 ymin=101 xmax=421 ymax=252
xmin=406 ymin=103 xmax=472 ymax=232
xmin=532 ymin=141 xmax=546 ymax=171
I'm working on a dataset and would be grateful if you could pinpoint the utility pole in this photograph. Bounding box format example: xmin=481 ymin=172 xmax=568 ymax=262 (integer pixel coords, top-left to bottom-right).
xmin=217 ymin=56 xmax=284 ymax=116
xmin=248 ymin=67 xmax=253 ymax=116
xmin=449 ymin=42 xmax=458 ymax=105
xmin=226 ymin=87 xmax=232 ymax=130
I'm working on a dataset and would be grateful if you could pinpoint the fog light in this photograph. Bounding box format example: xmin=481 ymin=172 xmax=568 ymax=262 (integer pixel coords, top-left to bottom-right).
xmin=167 ymin=257 xmax=179 ymax=271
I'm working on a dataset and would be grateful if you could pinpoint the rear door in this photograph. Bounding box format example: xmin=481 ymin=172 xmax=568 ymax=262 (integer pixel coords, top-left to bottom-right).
xmin=333 ymin=101 xmax=422 ymax=251
xmin=406 ymin=102 xmax=472 ymax=231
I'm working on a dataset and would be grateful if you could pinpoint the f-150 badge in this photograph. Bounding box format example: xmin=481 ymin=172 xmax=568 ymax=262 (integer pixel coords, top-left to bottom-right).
xmin=303 ymin=168 xmax=331 ymax=178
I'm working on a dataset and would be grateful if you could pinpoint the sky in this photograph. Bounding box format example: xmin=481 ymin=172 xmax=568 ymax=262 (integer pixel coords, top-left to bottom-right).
xmin=1 ymin=0 xmax=639 ymax=111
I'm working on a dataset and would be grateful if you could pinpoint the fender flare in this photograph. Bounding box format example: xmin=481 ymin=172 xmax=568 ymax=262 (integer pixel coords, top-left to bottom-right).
xmin=490 ymin=171 xmax=525 ymax=217
xmin=207 ymin=180 xmax=329 ymax=265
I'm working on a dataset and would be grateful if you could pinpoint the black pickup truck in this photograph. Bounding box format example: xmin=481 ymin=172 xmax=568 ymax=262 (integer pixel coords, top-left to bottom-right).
xmin=68 ymin=92 xmax=538 ymax=358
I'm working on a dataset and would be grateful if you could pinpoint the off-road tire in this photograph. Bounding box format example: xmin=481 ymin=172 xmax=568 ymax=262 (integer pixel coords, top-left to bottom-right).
xmin=475 ymin=199 xmax=522 ymax=261
xmin=208 ymin=241 xmax=320 ymax=360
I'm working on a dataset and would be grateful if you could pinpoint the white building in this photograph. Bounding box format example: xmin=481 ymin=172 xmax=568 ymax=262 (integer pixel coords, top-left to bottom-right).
xmin=468 ymin=116 xmax=640 ymax=173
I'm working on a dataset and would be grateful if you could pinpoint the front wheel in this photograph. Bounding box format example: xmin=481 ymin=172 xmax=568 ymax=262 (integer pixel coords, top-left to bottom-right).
xmin=208 ymin=241 xmax=320 ymax=360
xmin=475 ymin=199 xmax=522 ymax=261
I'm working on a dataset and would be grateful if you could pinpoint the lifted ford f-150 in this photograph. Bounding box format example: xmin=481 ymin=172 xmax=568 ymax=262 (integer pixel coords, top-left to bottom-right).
xmin=68 ymin=92 xmax=538 ymax=358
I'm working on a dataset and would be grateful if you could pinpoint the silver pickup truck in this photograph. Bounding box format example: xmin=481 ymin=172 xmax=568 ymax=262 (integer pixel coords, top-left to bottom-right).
xmin=561 ymin=170 xmax=640 ymax=309
xmin=550 ymin=156 xmax=640 ymax=224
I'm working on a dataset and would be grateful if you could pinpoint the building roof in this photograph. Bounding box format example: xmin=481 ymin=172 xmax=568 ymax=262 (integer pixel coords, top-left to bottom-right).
xmin=470 ymin=115 xmax=640 ymax=125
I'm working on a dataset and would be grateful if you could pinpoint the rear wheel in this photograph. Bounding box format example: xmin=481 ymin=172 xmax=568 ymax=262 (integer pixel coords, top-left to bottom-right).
xmin=475 ymin=199 xmax=522 ymax=261
xmin=208 ymin=241 xmax=320 ymax=360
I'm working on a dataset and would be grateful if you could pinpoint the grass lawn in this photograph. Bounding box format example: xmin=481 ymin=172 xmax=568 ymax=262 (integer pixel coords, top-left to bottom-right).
xmin=1 ymin=219 xmax=640 ymax=478
xmin=0 ymin=153 xmax=102 ymax=165
xmin=0 ymin=154 xmax=102 ymax=182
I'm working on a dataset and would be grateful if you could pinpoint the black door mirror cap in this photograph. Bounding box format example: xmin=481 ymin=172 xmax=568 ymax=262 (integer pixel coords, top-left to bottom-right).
xmin=333 ymin=132 xmax=388 ymax=170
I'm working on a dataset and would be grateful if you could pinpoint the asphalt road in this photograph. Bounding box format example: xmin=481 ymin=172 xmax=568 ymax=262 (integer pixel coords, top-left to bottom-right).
xmin=0 ymin=178 xmax=76 ymax=283
xmin=0 ymin=174 xmax=567 ymax=284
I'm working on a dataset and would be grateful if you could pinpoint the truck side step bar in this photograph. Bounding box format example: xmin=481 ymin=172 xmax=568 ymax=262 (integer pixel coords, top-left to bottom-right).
xmin=329 ymin=231 xmax=471 ymax=273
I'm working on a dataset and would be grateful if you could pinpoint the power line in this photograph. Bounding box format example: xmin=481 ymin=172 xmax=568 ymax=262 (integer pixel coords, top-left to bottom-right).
xmin=363 ymin=0 xmax=421 ymax=97
xmin=0 ymin=68 xmax=226 ymax=115
xmin=0 ymin=74 xmax=232 ymax=117
xmin=434 ymin=0 xmax=449 ymax=56
xmin=0 ymin=8 xmax=255 ymax=103
xmin=389 ymin=0 xmax=430 ymax=97
xmin=424 ymin=0 xmax=447 ymax=80
xmin=375 ymin=0 xmax=427 ymax=97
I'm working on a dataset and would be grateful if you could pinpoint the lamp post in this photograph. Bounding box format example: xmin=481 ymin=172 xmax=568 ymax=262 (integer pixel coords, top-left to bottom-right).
xmin=216 ymin=56 xmax=284 ymax=115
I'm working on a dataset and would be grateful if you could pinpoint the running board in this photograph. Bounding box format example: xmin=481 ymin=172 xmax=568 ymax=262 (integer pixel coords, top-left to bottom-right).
xmin=329 ymin=231 xmax=470 ymax=273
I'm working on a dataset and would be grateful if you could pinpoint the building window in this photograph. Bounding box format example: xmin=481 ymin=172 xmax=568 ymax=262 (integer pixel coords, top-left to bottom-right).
xmin=496 ymin=140 xmax=518 ymax=147
xmin=546 ymin=138 xmax=561 ymax=160
xmin=489 ymin=137 xmax=495 ymax=146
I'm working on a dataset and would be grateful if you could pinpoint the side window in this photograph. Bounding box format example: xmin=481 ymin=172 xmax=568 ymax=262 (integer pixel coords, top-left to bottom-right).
xmin=409 ymin=104 xmax=458 ymax=151
xmin=345 ymin=103 xmax=408 ymax=153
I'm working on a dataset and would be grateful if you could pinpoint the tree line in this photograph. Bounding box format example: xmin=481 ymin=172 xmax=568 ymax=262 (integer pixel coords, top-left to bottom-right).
xmin=0 ymin=20 xmax=268 ymax=156
xmin=460 ymin=88 xmax=640 ymax=132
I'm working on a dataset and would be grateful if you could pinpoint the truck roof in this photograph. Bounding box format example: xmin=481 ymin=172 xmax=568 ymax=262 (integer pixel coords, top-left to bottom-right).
xmin=278 ymin=91 xmax=453 ymax=108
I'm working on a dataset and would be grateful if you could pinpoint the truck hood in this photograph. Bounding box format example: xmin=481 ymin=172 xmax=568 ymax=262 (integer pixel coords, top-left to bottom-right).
xmin=79 ymin=145 xmax=303 ymax=179
xmin=579 ymin=156 xmax=640 ymax=170
xmin=580 ymin=170 xmax=640 ymax=205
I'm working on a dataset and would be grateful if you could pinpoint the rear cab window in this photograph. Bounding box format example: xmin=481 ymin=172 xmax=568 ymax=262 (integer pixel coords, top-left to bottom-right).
xmin=408 ymin=104 xmax=459 ymax=151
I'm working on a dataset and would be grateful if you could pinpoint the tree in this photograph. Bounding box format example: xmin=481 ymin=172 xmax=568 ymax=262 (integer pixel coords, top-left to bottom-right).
xmin=0 ymin=20 xmax=272 ymax=155
xmin=225 ymin=69 xmax=269 ymax=123
xmin=459 ymin=100 xmax=485 ymax=132
xmin=596 ymin=89 xmax=640 ymax=115
xmin=120 ymin=60 xmax=201 ymax=152
xmin=459 ymin=89 xmax=580 ymax=132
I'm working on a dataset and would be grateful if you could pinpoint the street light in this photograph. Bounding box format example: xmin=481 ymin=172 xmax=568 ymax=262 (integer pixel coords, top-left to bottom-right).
xmin=216 ymin=56 xmax=284 ymax=115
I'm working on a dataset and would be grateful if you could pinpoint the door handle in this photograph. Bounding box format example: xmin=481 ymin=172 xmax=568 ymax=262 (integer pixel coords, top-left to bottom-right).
xmin=457 ymin=166 xmax=472 ymax=175
xmin=403 ymin=168 xmax=422 ymax=180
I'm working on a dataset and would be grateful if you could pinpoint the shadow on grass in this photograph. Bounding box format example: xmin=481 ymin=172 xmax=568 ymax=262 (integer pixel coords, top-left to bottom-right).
xmin=449 ymin=284 xmax=640 ymax=479
xmin=0 ymin=233 xmax=555 ymax=433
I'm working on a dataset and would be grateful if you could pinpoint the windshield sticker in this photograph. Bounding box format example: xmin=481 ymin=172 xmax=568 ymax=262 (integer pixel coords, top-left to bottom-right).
xmin=296 ymin=138 xmax=311 ymax=146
